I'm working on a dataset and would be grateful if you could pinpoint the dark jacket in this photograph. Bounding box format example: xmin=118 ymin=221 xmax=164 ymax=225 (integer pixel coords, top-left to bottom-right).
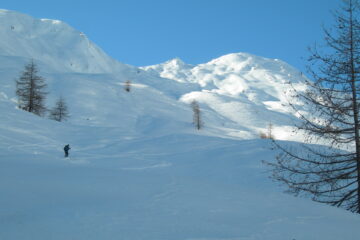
xmin=64 ymin=145 xmax=70 ymax=151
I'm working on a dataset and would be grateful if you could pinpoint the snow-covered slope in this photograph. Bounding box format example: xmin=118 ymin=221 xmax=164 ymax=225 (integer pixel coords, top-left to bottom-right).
xmin=0 ymin=9 xmax=130 ymax=73
xmin=1 ymin=9 xmax=359 ymax=240
xmin=1 ymin=100 xmax=360 ymax=240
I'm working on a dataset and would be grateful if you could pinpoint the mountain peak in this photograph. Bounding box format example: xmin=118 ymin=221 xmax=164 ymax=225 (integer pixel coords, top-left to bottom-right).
xmin=167 ymin=57 xmax=185 ymax=65
xmin=208 ymin=52 xmax=271 ymax=67
xmin=0 ymin=9 xmax=128 ymax=74
xmin=161 ymin=57 xmax=194 ymax=69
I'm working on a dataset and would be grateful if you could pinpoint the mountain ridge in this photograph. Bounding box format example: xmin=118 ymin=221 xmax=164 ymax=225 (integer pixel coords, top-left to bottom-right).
xmin=0 ymin=9 xmax=131 ymax=74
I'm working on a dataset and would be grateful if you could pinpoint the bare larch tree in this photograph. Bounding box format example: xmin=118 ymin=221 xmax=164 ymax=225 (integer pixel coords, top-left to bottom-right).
xmin=49 ymin=96 xmax=70 ymax=122
xmin=191 ymin=100 xmax=202 ymax=130
xmin=15 ymin=60 xmax=47 ymax=116
xmin=269 ymin=0 xmax=360 ymax=213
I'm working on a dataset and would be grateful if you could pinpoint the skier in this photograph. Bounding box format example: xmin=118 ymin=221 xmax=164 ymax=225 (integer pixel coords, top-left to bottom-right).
xmin=64 ymin=144 xmax=71 ymax=158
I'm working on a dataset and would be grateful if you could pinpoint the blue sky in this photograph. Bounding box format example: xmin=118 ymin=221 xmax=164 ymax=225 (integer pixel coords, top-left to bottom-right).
xmin=1 ymin=0 xmax=339 ymax=72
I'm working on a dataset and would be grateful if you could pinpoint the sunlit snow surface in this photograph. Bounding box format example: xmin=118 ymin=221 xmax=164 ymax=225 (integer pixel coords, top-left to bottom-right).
xmin=0 ymin=9 xmax=359 ymax=240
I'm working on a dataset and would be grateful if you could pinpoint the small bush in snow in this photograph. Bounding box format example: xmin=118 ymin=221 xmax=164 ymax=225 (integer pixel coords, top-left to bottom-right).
xmin=124 ymin=80 xmax=131 ymax=92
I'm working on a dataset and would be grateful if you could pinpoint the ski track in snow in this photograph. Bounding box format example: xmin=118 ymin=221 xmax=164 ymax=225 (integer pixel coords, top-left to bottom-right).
xmin=120 ymin=162 xmax=172 ymax=171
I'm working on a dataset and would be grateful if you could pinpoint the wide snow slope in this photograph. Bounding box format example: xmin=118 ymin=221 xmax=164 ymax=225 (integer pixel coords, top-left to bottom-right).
xmin=0 ymin=9 xmax=360 ymax=240
xmin=1 ymin=76 xmax=359 ymax=237
xmin=1 ymin=102 xmax=360 ymax=240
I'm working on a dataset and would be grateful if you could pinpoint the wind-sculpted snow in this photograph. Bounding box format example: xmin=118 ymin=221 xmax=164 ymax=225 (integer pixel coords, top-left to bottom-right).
xmin=0 ymin=9 xmax=359 ymax=240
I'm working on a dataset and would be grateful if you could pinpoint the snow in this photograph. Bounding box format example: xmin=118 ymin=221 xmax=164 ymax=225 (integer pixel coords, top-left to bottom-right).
xmin=0 ymin=9 xmax=130 ymax=74
xmin=0 ymin=9 xmax=359 ymax=240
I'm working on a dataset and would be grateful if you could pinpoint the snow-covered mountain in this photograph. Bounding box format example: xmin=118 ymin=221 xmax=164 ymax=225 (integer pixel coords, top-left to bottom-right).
xmin=1 ymin=9 xmax=359 ymax=240
xmin=0 ymin=9 xmax=130 ymax=73
xmin=0 ymin=9 xmax=305 ymax=140
xmin=143 ymin=52 xmax=306 ymax=139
